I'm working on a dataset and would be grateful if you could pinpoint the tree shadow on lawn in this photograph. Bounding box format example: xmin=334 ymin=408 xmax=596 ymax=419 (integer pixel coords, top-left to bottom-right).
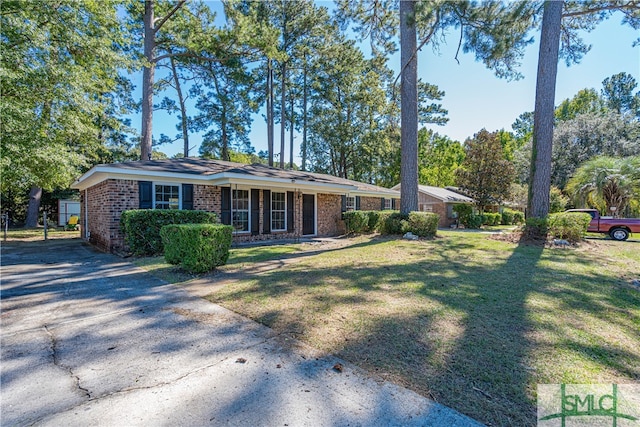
xmin=208 ymin=234 xmax=640 ymax=427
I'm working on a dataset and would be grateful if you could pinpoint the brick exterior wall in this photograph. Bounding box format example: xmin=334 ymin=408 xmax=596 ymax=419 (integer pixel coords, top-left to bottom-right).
xmin=193 ymin=185 xmax=221 ymax=212
xmin=81 ymin=178 xmax=396 ymax=253
xmin=82 ymin=180 xmax=222 ymax=253
xmin=360 ymin=196 xmax=383 ymax=211
xmin=81 ymin=179 xmax=138 ymax=253
xmin=317 ymin=193 xmax=344 ymax=236
xmin=418 ymin=192 xmax=455 ymax=228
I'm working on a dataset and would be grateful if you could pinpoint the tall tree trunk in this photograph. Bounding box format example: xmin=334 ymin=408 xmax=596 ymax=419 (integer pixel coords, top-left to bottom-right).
xmin=280 ymin=62 xmax=286 ymax=169
xmin=289 ymin=94 xmax=294 ymax=169
xmin=169 ymin=55 xmax=190 ymax=157
xmin=267 ymin=59 xmax=274 ymax=167
xmin=221 ymin=114 xmax=229 ymax=161
xmin=25 ymin=186 xmax=42 ymax=228
xmin=302 ymin=54 xmax=308 ymax=171
xmin=528 ymin=0 xmax=563 ymax=219
xmin=400 ymin=0 xmax=418 ymax=214
xmin=141 ymin=0 xmax=155 ymax=161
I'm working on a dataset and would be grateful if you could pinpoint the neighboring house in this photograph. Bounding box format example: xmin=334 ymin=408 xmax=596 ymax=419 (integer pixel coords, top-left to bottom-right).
xmin=58 ymin=198 xmax=80 ymax=226
xmin=391 ymin=184 xmax=475 ymax=228
xmin=71 ymin=158 xmax=400 ymax=253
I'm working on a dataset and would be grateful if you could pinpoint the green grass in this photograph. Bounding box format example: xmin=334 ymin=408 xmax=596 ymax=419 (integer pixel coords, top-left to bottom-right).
xmin=135 ymin=232 xmax=640 ymax=426
xmin=2 ymin=227 xmax=79 ymax=241
xmin=133 ymin=242 xmax=303 ymax=283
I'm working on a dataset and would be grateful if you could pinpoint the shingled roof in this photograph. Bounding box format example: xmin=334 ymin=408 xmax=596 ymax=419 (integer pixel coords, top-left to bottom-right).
xmin=73 ymin=158 xmax=399 ymax=197
xmin=391 ymin=183 xmax=474 ymax=203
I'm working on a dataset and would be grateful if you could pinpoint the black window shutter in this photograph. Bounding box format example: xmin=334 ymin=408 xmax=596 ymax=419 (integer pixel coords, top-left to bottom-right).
xmin=355 ymin=196 xmax=361 ymax=211
xmin=139 ymin=181 xmax=152 ymax=209
xmin=221 ymin=187 xmax=231 ymax=225
xmin=263 ymin=190 xmax=271 ymax=234
xmin=251 ymin=189 xmax=260 ymax=235
xmin=182 ymin=184 xmax=193 ymax=210
xmin=287 ymin=191 xmax=294 ymax=232
xmin=392 ymin=199 xmax=397 ymax=210
xmin=381 ymin=198 xmax=385 ymax=210
xmin=341 ymin=195 xmax=347 ymax=213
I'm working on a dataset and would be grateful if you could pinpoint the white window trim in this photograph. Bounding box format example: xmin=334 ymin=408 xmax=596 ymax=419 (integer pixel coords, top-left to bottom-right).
xmin=231 ymin=188 xmax=250 ymax=233
xmin=271 ymin=191 xmax=287 ymax=232
xmin=346 ymin=196 xmax=356 ymax=211
xmin=384 ymin=198 xmax=392 ymax=210
xmin=153 ymin=182 xmax=181 ymax=210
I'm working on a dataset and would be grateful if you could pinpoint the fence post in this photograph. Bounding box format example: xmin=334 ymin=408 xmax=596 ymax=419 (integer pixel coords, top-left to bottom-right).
xmin=43 ymin=211 xmax=48 ymax=241
xmin=2 ymin=212 xmax=7 ymax=241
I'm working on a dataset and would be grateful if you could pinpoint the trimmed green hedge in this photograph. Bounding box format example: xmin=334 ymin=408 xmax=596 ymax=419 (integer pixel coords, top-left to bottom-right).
xmin=367 ymin=211 xmax=381 ymax=232
xmin=121 ymin=210 xmax=218 ymax=256
xmin=465 ymin=214 xmax=484 ymax=229
xmin=483 ymin=212 xmax=501 ymax=226
xmin=501 ymin=209 xmax=514 ymax=225
xmin=160 ymin=224 xmax=233 ymax=273
xmin=513 ymin=210 xmax=525 ymax=224
xmin=343 ymin=210 xmax=439 ymax=238
xmin=501 ymin=209 xmax=525 ymax=225
xmin=375 ymin=211 xmax=399 ymax=234
xmin=548 ymin=212 xmax=592 ymax=243
xmin=522 ymin=217 xmax=548 ymax=240
xmin=344 ymin=211 xmax=370 ymax=234
xmin=407 ymin=212 xmax=439 ymax=237
xmin=381 ymin=212 xmax=408 ymax=235
xmin=453 ymin=204 xmax=473 ymax=227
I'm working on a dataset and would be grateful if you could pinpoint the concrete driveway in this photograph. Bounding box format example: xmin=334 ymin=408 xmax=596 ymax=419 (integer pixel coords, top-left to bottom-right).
xmin=1 ymin=238 xmax=482 ymax=427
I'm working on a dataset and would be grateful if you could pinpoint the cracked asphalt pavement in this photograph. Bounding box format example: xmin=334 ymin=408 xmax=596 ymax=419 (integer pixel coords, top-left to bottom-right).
xmin=1 ymin=238 xmax=483 ymax=427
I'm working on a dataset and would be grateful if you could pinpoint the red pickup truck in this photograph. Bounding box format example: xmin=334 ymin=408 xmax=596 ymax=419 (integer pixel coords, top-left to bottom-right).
xmin=566 ymin=209 xmax=640 ymax=241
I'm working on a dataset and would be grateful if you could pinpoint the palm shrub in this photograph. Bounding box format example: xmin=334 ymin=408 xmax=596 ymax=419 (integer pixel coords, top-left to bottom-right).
xmin=566 ymin=156 xmax=640 ymax=215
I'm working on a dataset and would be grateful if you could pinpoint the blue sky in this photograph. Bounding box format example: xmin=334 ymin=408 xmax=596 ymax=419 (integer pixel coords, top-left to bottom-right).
xmin=142 ymin=2 xmax=640 ymax=159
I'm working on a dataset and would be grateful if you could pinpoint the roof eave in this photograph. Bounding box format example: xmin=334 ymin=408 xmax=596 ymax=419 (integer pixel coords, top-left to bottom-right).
xmin=71 ymin=166 xmax=213 ymax=190
xmin=215 ymin=172 xmax=357 ymax=193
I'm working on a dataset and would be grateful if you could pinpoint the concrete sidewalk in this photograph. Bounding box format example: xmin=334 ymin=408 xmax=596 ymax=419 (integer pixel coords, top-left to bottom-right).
xmin=1 ymin=238 xmax=483 ymax=426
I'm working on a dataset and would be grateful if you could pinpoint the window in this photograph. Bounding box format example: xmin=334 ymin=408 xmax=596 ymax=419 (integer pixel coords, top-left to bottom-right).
xmin=232 ymin=189 xmax=249 ymax=232
xmin=155 ymin=184 xmax=180 ymax=209
xmin=271 ymin=192 xmax=286 ymax=231
xmin=447 ymin=204 xmax=457 ymax=219
xmin=346 ymin=196 xmax=356 ymax=211
xmin=384 ymin=198 xmax=392 ymax=210
xmin=419 ymin=204 xmax=433 ymax=212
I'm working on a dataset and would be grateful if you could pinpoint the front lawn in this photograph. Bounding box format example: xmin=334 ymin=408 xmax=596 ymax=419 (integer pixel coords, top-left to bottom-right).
xmin=139 ymin=232 xmax=640 ymax=426
xmin=1 ymin=227 xmax=80 ymax=241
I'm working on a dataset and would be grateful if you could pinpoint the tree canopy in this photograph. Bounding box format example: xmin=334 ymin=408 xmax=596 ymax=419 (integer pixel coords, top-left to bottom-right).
xmin=456 ymin=129 xmax=516 ymax=212
xmin=2 ymin=0 xmax=639 ymax=224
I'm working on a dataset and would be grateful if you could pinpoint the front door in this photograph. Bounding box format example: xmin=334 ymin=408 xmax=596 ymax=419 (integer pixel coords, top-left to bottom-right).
xmin=302 ymin=194 xmax=315 ymax=235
